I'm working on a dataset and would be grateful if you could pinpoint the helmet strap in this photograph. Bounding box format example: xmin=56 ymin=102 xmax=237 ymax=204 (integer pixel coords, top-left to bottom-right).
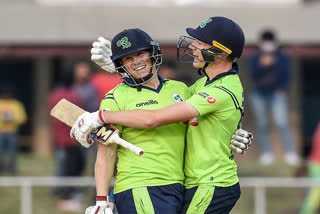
xmin=197 ymin=62 xmax=209 ymax=76
xmin=134 ymin=69 xmax=156 ymax=91
xmin=133 ymin=71 xmax=154 ymax=84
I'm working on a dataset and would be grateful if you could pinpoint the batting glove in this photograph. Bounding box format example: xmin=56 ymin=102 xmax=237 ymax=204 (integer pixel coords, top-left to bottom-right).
xmin=85 ymin=196 xmax=113 ymax=214
xmin=70 ymin=110 xmax=107 ymax=148
xmin=91 ymin=37 xmax=116 ymax=73
xmin=230 ymin=128 xmax=253 ymax=154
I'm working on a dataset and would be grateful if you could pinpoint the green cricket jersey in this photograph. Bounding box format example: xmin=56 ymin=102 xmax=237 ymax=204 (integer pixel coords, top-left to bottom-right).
xmin=184 ymin=63 xmax=243 ymax=188
xmin=100 ymin=77 xmax=188 ymax=194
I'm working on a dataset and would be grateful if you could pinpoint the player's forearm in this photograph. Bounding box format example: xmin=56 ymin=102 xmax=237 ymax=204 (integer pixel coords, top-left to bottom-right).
xmin=103 ymin=102 xmax=199 ymax=129
xmin=103 ymin=109 xmax=159 ymax=129
xmin=95 ymin=143 xmax=117 ymax=196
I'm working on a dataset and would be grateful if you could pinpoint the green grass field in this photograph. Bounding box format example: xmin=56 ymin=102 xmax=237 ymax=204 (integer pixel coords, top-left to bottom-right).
xmin=0 ymin=153 xmax=308 ymax=214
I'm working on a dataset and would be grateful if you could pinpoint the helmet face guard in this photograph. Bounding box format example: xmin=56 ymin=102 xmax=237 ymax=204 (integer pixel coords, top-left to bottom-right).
xmin=177 ymin=36 xmax=229 ymax=64
xmin=114 ymin=43 xmax=162 ymax=86
xmin=179 ymin=16 xmax=245 ymax=65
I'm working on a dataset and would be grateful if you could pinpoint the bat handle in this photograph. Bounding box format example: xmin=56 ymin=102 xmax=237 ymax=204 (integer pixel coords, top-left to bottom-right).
xmin=109 ymin=134 xmax=144 ymax=157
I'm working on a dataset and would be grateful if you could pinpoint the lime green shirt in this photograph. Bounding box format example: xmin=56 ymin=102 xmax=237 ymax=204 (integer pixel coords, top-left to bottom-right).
xmin=184 ymin=65 xmax=243 ymax=188
xmin=100 ymin=77 xmax=189 ymax=194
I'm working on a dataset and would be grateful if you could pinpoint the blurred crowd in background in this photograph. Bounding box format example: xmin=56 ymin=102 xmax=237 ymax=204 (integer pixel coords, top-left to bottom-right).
xmin=1 ymin=28 xmax=319 ymax=213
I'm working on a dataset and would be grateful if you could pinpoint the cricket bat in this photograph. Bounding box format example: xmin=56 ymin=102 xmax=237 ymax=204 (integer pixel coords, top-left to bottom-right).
xmin=50 ymin=98 xmax=144 ymax=156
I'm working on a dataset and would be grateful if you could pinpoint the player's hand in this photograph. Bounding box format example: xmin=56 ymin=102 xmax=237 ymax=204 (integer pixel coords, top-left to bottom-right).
xmin=70 ymin=110 xmax=106 ymax=148
xmin=230 ymin=128 xmax=253 ymax=154
xmin=91 ymin=37 xmax=116 ymax=73
xmin=85 ymin=196 xmax=113 ymax=214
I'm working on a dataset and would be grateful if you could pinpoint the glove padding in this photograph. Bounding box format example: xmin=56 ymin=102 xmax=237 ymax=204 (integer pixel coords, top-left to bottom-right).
xmin=230 ymin=128 xmax=253 ymax=154
xmin=85 ymin=197 xmax=113 ymax=214
xmin=70 ymin=110 xmax=105 ymax=148
xmin=91 ymin=37 xmax=116 ymax=73
xmin=85 ymin=206 xmax=113 ymax=214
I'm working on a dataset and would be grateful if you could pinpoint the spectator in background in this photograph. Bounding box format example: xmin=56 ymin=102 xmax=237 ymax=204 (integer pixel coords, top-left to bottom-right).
xmin=300 ymin=122 xmax=320 ymax=214
xmin=0 ymin=86 xmax=27 ymax=175
xmin=91 ymin=69 xmax=122 ymax=101
xmin=249 ymin=29 xmax=299 ymax=166
xmin=73 ymin=62 xmax=100 ymax=112
xmin=72 ymin=61 xmax=101 ymax=205
xmin=48 ymin=70 xmax=85 ymax=212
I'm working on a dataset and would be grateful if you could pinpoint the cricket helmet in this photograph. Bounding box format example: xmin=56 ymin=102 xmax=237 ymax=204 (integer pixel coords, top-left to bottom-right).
xmin=177 ymin=16 xmax=245 ymax=64
xmin=111 ymin=28 xmax=162 ymax=86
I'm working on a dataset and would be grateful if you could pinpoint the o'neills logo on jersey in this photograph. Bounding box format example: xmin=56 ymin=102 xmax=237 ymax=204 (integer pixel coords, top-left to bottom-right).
xmin=136 ymin=100 xmax=159 ymax=107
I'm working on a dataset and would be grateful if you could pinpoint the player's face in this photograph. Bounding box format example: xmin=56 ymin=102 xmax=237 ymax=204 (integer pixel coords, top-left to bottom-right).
xmin=189 ymin=40 xmax=212 ymax=68
xmin=121 ymin=51 xmax=153 ymax=79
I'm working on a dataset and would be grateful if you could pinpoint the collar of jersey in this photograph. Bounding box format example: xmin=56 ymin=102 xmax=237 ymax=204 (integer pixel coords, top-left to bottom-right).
xmin=123 ymin=75 xmax=168 ymax=93
xmin=205 ymin=62 xmax=239 ymax=86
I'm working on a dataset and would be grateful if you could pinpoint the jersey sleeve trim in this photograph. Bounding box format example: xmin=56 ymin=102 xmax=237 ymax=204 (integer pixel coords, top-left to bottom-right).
xmin=214 ymin=86 xmax=241 ymax=111
xmin=101 ymin=85 xmax=123 ymax=111
xmin=214 ymin=86 xmax=244 ymax=128
xmin=103 ymin=97 xmax=115 ymax=100
xmin=103 ymin=93 xmax=114 ymax=99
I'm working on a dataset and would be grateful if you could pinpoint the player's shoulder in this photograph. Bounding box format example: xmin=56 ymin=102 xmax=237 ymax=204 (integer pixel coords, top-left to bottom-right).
xmin=102 ymin=83 xmax=128 ymax=100
xmin=208 ymin=72 xmax=239 ymax=87
xmin=208 ymin=75 xmax=243 ymax=103
xmin=164 ymin=79 xmax=188 ymax=88
xmin=100 ymin=83 xmax=127 ymax=110
xmin=163 ymin=80 xmax=189 ymax=97
xmin=213 ymin=74 xmax=242 ymax=91
xmin=192 ymin=76 xmax=207 ymax=87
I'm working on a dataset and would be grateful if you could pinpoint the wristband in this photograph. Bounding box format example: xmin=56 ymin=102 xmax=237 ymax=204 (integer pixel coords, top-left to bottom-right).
xmin=96 ymin=196 xmax=109 ymax=206
xmin=99 ymin=110 xmax=107 ymax=124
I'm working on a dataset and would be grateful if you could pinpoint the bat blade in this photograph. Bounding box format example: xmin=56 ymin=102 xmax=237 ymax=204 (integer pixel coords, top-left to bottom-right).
xmin=50 ymin=98 xmax=85 ymax=127
xmin=50 ymin=98 xmax=144 ymax=156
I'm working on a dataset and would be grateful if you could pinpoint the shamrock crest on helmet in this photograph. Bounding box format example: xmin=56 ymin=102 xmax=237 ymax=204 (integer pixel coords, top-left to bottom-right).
xmin=116 ymin=37 xmax=132 ymax=49
xmin=200 ymin=18 xmax=212 ymax=28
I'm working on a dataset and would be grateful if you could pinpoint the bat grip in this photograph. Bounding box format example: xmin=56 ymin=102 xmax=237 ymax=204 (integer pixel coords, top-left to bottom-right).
xmin=110 ymin=134 xmax=144 ymax=157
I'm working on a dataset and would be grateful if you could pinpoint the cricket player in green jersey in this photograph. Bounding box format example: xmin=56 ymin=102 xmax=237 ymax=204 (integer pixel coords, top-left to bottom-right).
xmin=72 ymin=18 xmax=252 ymax=214
xmin=76 ymin=28 xmax=188 ymax=214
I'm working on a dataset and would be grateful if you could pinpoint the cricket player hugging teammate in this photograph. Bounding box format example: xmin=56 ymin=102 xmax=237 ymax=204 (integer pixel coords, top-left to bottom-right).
xmin=71 ymin=16 xmax=253 ymax=214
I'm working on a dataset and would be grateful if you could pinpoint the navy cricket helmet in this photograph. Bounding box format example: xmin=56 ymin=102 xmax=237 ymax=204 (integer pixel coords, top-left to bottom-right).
xmin=177 ymin=16 xmax=245 ymax=64
xmin=111 ymin=28 xmax=162 ymax=86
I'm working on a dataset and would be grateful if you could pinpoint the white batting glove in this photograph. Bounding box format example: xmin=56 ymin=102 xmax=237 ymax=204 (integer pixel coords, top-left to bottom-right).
xmin=230 ymin=128 xmax=253 ymax=154
xmin=91 ymin=37 xmax=116 ymax=73
xmin=70 ymin=110 xmax=107 ymax=148
xmin=85 ymin=196 xmax=113 ymax=214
